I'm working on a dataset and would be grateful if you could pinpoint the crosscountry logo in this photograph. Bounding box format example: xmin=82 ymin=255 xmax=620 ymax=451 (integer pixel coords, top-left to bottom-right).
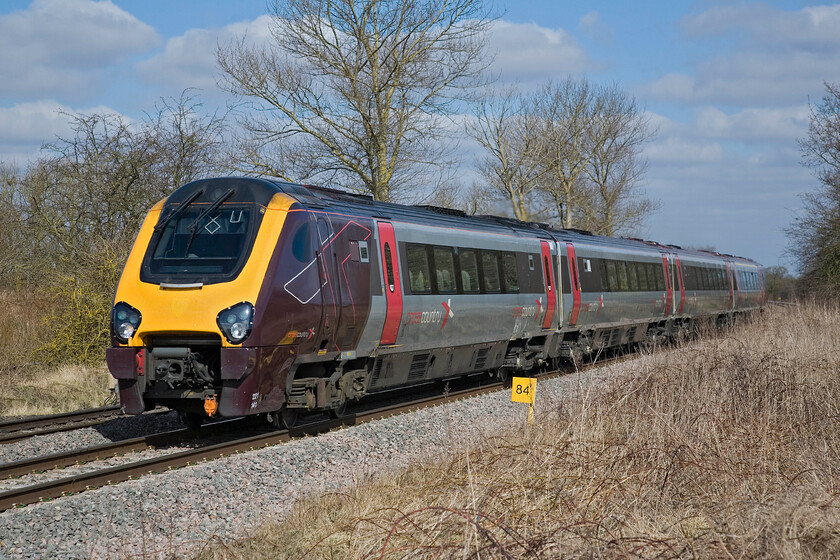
xmin=441 ymin=299 xmax=454 ymax=329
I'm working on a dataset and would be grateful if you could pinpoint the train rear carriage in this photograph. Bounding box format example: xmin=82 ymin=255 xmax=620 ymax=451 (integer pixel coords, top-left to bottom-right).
xmin=676 ymin=254 xmax=733 ymax=320
xmin=729 ymin=258 xmax=767 ymax=311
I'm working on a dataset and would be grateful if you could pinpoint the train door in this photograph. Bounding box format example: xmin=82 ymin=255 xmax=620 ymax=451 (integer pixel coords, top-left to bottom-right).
xmin=566 ymin=243 xmax=581 ymax=326
xmin=730 ymin=264 xmax=741 ymax=309
xmin=725 ymin=262 xmax=734 ymax=310
xmin=377 ymin=222 xmax=403 ymax=345
xmin=674 ymin=255 xmax=685 ymax=314
xmin=315 ymin=216 xmax=340 ymax=351
xmin=660 ymin=253 xmax=673 ymax=315
xmin=539 ymin=240 xmax=556 ymax=329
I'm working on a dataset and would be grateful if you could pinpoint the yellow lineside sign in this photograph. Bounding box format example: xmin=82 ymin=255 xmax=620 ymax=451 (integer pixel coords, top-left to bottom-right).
xmin=511 ymin=377 xmax=536 ymax=404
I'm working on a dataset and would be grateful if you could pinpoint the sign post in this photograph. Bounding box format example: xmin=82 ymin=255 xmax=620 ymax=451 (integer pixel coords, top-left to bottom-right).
xmin=511 ymin=377 xmax=536 ymax=426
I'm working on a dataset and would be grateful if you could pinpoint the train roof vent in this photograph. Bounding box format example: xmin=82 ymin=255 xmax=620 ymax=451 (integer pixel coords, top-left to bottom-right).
xmin=305 ymin=185 xmax=374 ymax=204
xmin=413 ymin=205 xmax=467 ymax=217
xmin=665 ymin=244 xmax=683 ymax=249
xmin=563 ymin=227 xmax=593 ymax=236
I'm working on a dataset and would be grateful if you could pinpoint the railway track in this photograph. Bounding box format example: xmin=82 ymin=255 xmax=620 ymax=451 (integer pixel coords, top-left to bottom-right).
xmin=0 ymin=380 xmax=504 ymax=511
xmin=0 ymin=406 xmax=122 ymax=444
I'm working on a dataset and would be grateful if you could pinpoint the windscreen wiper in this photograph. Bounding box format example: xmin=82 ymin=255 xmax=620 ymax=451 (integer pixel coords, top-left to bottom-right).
xmin=183 ymin=188 xmax=236 ymax=256
xmin=154 ymin=189 xmax=204 ymax=232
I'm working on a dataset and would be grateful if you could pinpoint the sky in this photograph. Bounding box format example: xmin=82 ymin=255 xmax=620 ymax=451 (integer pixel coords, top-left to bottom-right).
xmin=1 ymin=0 xmax=837 ymax=271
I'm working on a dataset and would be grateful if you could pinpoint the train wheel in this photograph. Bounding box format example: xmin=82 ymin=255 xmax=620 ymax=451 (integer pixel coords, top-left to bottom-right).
xmin=270 ymin=407 xmax=298 ymax=429
xmin=179 ymin=412 xmax=204 ymax=429
xmin=497 ymin=368 xmax=512 ymax=388
xmin=329 ymin=399 xmax=347 ymax=419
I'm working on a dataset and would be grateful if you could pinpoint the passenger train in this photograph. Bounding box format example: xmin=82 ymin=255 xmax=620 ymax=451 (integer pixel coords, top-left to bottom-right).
xmin=106 ymin=177 xmax=766 ymax=427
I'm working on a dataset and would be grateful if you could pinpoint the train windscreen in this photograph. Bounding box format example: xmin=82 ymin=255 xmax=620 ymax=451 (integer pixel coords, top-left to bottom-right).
xmin=142 ymin=203 xmax=260 ymax=283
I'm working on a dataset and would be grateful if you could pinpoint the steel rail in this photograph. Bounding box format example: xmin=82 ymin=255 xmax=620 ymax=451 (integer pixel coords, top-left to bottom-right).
xmin=0 ymin=406 xmax=123 ymax=445
xmin=0 ymin=417 xmax=251 ymax=480
xmin=0 ymin=381 xmax=504 ymax=511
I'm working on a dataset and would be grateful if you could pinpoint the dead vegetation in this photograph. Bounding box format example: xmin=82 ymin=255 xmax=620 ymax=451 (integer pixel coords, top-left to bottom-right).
xmin=195 ymin=304 xmax=840 ymax=559
xmin=0 ymin=290 xmax=113 ymax=417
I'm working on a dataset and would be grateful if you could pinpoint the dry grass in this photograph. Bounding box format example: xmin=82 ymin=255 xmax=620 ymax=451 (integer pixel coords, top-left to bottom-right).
xmin=0 ymin=290 xmax=113 ymax=417
xmin=0 ymin=363 xmax=114 ymax=418
xmin=195 ymin=304 xmax=840 ymax=560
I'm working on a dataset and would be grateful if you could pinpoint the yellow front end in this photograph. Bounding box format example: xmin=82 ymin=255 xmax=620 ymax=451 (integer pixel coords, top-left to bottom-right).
xmin=114 ymin=192 xmax=297 ymax=346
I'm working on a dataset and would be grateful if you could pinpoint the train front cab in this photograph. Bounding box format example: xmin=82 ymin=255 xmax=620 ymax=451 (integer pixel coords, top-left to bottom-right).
xmin=106 ymin=178 xmax=340 ymax=423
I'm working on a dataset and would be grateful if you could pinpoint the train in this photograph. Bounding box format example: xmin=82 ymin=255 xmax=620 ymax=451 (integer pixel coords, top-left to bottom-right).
xmin=106 ymin=177 xmax=767 ymax=427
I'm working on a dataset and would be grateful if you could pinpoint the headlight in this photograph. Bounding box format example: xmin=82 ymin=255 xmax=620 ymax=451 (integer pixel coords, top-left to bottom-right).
xmin=217 ymin=302 xmax=254 ymax=344
xmin=112 ymin=302 xmax=142 ymax=344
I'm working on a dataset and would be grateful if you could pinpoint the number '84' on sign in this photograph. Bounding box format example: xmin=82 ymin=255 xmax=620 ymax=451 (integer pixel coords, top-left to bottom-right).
xmin=511 ymin=377 xmax=536 ymax=404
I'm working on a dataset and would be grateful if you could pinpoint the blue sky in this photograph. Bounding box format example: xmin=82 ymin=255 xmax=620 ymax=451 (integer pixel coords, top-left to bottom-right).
xmin=2 ymin=0 xmax=838 ymax=271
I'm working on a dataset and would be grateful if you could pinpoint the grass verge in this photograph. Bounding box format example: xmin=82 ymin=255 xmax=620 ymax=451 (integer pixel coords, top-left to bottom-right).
xmin=0 ymin=290 xmax=113 ymax=417
xmin=194 ymin=304 xmax=840 ymax=559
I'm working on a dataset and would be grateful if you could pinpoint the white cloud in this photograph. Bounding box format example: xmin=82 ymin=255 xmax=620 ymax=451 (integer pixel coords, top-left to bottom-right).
xmin=645 ymin=136 xmax=723 ymax=164
xmin=694 ymin=105 xmax=809 ymax=141
xmin=646 ymin=4 xmax=840 ymax=106
xmin=488 ymin=20 xmax=595 ymax=83
xmin=0 ymin=100 xmax=123 ymax=164
xmin=136 ymin=15 xmax=274 ymax=92
xmin=0 ymin=0 xmax=159 ymax=101
xmin=684 ymin=3 xmax=840 ymax=52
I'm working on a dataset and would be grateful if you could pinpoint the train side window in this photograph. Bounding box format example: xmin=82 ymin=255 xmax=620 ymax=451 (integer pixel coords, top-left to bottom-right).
xmin=627 ymin=262 xmax=639 ymax=291
xmin=459 ymin=250 xmax=480 ymax=293
xmin=291 ymin=222 xmax=313 ymax=263
xmin=560 ymin=255 xmax=571 ymax=294
xmin=635 ymin=263 xmax=649 ymax=291
xmin=646 ymin=263 xmax=657 ymax=291
xmin=384 ymin=242 xmax=395 ymax=293
xmin=543 ymin=255 xmax=552 ymax=292
xmin=433 ymin=246 xmax=456 ymax=293
xmin=598 ymin=260 xmax=608 ymax=291
xmin=502 ymin=253 xmax=519 ymax=293
xmin=655 ymin=263 xmax=666 ymax=291
xmin=579 ymin=257 xmax=601 ymax=292
xmin=407 ymin=244 xmax=431 ymax=294
xmin=482 ymin=251 xmax=501 ymax=293
xmin=605 ymin=260 xmax=618 ymax=292
xmin=616 ymin=261 xmax=629 ymax=291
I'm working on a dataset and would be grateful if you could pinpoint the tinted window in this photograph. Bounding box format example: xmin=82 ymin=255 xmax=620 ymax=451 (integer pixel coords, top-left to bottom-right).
xmin=459 ymin=250 xmax=479 ymax=293
xmin=502 ymin=253 xmax=519 ymax=293
xmin=636 ymin=263 xmax=649 ymax=291
xmin=384 ymin=242 xmax=395 ymax=292
xmin=434 ymin=246 xmax=456 ymax=293
xmin=654 ymin=263 xmax=666 ymax=291
xmin=628 ymin=262 xmax=639 ymax=291
xmin=407 ymin=244 xmax=431 ymax=293
xmin=616 ymin=261 xmax=629 ymax=291
xmin=483 ymin=251 xmax=501 ymax=292
xmin=149 ymin=205 xmax=254 ymax=277
xmin=606 ymin=261 xmax=618 ymax=292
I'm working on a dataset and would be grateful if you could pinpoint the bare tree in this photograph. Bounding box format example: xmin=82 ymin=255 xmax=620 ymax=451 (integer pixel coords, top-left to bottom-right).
xmin=532 ymin=78 xmax=597 ymax=229
xmin=217 ymin=0 xmax=493 ymax=201
xmin=467 ymin=87 xmax=546 ymax=221
xmin=6 ymin=93 xmax=228 ymax=363
xmin=789 ymin=82 xmax=840 ymax=294
xmin=532 ymin=79 xmax=656 ymax=235
xmin=580 ymin=84 xmax=657 ymax=236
